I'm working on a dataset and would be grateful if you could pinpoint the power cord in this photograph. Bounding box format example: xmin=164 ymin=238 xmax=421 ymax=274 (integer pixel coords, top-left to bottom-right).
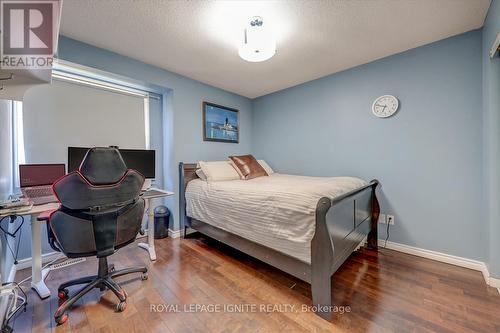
xmin=0 ymin=282 xmax=27 ymax=332
xmin=0 ymin=216 xmax=24 ymax=265
xmin=6 ymin=255 xmax=65 ymax=331
xmin=384 ymin=220 xmax=390 ymax=248
xmin=0 ymin=214 xmax=66 ymax=286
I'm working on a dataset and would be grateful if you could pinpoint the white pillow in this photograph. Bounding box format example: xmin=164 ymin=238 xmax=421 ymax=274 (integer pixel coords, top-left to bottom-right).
xmin=258 ymin=160 xmax=274 ymax=175
xmin=198 ymin=161 xmax=241 ymax=181
xmin=195 ymin=168 xmax=207 ymax=181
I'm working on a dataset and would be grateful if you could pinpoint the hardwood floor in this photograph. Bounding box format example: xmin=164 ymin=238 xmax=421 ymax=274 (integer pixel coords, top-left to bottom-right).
xmin=11 ymin=235 xmax=500 ymax=333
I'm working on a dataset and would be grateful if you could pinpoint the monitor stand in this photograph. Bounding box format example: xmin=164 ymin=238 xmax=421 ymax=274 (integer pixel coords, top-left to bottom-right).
xmin=142 ymin=179 xmax=152 ymax=191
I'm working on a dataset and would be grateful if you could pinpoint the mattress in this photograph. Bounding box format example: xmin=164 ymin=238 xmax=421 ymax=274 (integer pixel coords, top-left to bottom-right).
xmin=185 ymin=173 xmax=367 ymax=263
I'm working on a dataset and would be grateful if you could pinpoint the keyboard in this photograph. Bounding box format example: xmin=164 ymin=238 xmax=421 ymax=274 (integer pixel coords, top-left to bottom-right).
xmin=23 ymin=186 xmax=58 ymax=205
xmin=24 ymin=186 xmax=54 ymax=198
xmin=30 ymin=196 xmax=57 ymax=206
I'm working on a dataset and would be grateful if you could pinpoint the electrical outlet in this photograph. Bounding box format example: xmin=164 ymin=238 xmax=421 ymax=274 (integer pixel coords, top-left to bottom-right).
xmin=378 ymin=213 xmax=386 ymax=224
xmin=387 ymin=215 xmax=395 ymax=225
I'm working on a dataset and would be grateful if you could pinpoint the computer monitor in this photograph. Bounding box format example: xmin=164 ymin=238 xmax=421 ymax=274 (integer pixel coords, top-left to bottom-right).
xmin=67 ymin=147 xmax=89 ymax=174
xmin=19 ymin=164 xmax=66 ymax=187
xmin=120 ymin=149 xmax=156 ymax=179
xmin=68 ymin=147 xmax=156 ymax=179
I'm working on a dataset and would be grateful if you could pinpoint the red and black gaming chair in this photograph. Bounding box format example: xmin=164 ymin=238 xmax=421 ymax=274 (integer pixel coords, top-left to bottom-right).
xmin=39 ymin=147 xmax=148 ymax=325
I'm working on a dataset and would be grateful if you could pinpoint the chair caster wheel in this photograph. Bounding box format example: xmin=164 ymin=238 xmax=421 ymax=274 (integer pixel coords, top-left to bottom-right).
xmin=141 ymin=272 xmax=148 ymax=281
xmin=116 ymin=301 xmax=127 ymax=312
xmin=57 ymin=289 xmax=68 ymax=300
xmin=2 ymin=325 xmax=13 ymax=333
xmin=55 ymin=313 xmax=69 ymax=325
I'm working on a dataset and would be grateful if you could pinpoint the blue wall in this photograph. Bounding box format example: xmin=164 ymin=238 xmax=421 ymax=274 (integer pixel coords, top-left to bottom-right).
xmin=252 ymin=30 xmax=485 ymax=261
xmin=483 ymin=0 xmax=500 ymax=276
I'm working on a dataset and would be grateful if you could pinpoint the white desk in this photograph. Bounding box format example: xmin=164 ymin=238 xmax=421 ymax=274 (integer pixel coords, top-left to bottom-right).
xmin=0 ymin=188 xmax=173 ymax=299
xmin=0 ymin=202 xmax=59 ymax=299
xmin=138 ymin=189 xmax=174 ymax=261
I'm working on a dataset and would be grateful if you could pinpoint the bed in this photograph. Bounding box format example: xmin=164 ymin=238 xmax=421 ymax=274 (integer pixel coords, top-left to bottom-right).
xmin=179 ymin=162 xmax=380 ymax=320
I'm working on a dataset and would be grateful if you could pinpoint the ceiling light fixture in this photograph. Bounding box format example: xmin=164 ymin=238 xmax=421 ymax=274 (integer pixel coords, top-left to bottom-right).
xmin=238 ymin=16 xmax=276 ymax=62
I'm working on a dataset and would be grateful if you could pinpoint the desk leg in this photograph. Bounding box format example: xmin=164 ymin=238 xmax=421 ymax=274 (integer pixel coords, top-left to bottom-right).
xmin=30 ymin=214 xmax=51 ymax=299
xmin=138 ymin=198 xmax=157 ymax=261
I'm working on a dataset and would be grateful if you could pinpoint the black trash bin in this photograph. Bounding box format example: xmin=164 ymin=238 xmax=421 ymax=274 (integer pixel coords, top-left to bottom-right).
xmin=154 ymin=206 xmax=170 ymax=239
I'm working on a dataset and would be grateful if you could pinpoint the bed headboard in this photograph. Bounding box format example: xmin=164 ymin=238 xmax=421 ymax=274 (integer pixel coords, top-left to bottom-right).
xmin=179 ymin=162 xmax=198 ymax=229
xmin=179 ymin=163 xmax=198 ymax=192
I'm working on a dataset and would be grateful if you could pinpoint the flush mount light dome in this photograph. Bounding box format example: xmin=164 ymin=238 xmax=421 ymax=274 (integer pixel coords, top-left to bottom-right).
xmin=238 ymin=16 xmax=276 ymax=62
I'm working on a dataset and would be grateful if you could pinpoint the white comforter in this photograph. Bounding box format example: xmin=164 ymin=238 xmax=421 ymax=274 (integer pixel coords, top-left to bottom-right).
xmin=185 ymin=173 xmax=366 ymax=263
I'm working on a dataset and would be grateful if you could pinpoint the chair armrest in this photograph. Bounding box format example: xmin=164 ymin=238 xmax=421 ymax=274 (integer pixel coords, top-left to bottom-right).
xmin=38 ymin=208 xmax=62 ymax=253
xmin=37 ymin=209 xmax=58 ymax=222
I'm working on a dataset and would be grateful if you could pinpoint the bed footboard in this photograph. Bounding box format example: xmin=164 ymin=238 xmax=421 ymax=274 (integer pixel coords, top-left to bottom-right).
xmin=311 ymin=180 xmax=380 ymax=320
xmin=179 ymin=162 xmax=380 ymax=321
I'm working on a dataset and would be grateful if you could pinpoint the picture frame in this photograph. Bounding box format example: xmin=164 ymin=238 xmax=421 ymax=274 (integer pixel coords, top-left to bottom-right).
xmin=202 ymin=101 xmax=239 ymax=143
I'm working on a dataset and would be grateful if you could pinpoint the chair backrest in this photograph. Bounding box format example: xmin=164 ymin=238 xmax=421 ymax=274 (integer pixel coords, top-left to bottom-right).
xmin=49 ymin=147 xmax=145 ymax=258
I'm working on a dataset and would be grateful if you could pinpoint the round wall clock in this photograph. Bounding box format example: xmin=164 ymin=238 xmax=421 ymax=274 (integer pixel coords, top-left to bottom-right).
xmin=372 ymin=95 xmax=399 ymax=118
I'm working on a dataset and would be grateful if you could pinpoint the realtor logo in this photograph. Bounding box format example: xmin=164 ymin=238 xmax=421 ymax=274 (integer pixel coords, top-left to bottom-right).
xmin=1 ymin=0 xmax=59 ymax=69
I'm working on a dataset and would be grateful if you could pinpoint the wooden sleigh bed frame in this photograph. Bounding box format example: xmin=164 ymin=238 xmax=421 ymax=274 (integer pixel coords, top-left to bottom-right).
xmin=179 ymin=162 xmax=380 ymax=320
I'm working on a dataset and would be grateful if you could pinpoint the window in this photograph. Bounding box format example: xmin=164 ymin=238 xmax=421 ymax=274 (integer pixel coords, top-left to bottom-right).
xmin=0 ymin=99 xmax=25 ymax=196
xmin=10 ymin=61 xmax=163 ymax=191
xmin=12 ymin=100 xmax=25 ymax=191
xmin=23 ymin=63 xmax=160 ymax=156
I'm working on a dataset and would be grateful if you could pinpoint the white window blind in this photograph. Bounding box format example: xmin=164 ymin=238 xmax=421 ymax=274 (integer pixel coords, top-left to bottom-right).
xmin=0 ymin=100 xmax=13 ymax=200
xmin=22 ymin=78 xmax=147 ymax=165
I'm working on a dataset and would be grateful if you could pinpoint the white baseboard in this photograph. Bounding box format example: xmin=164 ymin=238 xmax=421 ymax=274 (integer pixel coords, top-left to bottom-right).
xmin=381 ymin=239 xmax=488 ymax=272
xmin=168 ymin=227 xmax=196 ymax=239
xmin=137 ymin=228 xmax=195 ymax=239
xmin=168 ymin=228 xmax=181 ymax=238
xmin=15 ymin=251 xmax=62 ymax=271
xmin=487 ymin=276 xmax=500 ymax=291
xmin=140 ymin=228 xmax=184 ymax=239
xmin=380 ymin=239 xmax=499 ymax=294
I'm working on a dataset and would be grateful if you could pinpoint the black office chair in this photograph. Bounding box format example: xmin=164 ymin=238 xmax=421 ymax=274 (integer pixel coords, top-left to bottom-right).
xmin=39 ymin=147 xmax=148 ymax=325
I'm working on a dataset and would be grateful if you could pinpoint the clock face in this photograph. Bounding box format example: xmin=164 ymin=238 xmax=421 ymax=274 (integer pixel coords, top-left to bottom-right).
xmin=372 ymin=95 xmax=399 ymax=118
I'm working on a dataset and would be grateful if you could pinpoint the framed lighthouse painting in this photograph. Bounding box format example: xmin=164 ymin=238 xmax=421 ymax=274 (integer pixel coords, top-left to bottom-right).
xmin=202 ymin=102 xmax=239 ymax=143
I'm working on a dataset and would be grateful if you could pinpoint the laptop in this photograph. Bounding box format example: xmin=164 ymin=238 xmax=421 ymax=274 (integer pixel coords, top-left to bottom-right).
xmin=19 ymin=164 xmax=66 ymax=205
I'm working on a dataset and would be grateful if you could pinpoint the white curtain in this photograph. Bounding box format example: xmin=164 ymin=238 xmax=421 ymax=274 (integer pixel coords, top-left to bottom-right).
xmin=0 ymin=100 xmax=13 ymax=201
xmin=0 ymin=100 xmax=15 ymax=283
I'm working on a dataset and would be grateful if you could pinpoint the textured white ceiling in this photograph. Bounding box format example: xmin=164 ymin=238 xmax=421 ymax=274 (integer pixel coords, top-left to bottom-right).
xmin=60 ymin=0 xmax=491 ymax=98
